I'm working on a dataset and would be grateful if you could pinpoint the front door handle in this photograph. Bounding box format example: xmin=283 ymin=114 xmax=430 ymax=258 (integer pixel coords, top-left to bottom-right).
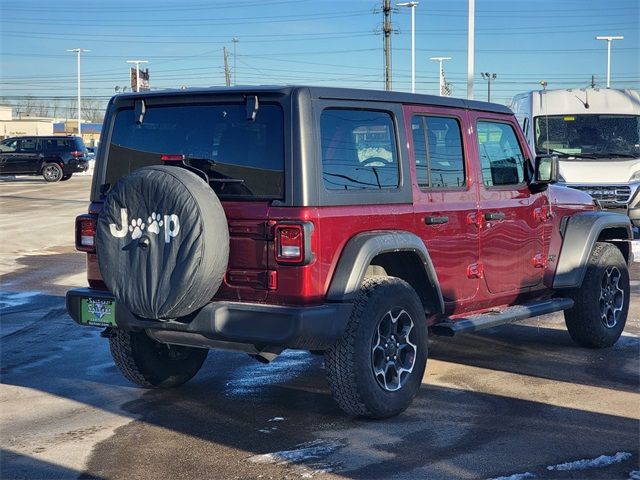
xmin=484 ymin=212 xmax=506 ymax=221
xmin=425 ymin=215 xmax=449 ymax=225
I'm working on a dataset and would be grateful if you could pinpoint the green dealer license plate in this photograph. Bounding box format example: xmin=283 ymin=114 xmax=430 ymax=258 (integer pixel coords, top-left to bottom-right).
xmin=80 ymin=298 xmax=117 ymax=327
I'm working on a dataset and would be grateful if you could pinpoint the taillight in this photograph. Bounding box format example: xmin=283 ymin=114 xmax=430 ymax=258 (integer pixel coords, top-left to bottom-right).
xmin=274 ymin=222 xmax=313 ymax=265
xmin=76 ymin=214 xmax=97 ymax=253
xmin=161 ymin=154 xmax=185 ymax=161
xmin=71 ymin=151 xmax=84 ymax=158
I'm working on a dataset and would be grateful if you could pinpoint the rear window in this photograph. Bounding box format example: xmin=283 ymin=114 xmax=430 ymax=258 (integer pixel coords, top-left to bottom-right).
xmin=105 ymin=103 xmax=284 ymax=200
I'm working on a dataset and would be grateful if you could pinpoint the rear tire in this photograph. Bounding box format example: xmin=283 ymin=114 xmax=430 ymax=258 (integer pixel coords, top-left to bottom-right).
xmin=109 ymin=329 xmax=208 ymax=388
xmin=325 ymin=276 xmax=428 ymax=418
xmin=42 ymin=163 xmax=63 ymax=182
xmin=564 ymin=242 xmax=629 ymax=348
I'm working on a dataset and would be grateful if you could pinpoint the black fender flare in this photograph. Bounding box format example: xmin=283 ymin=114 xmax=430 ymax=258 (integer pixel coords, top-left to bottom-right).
xmin=326 ymin=230 xmax=444 ymax=314
xmin=554 ymin=211 xmax=632 ymax=288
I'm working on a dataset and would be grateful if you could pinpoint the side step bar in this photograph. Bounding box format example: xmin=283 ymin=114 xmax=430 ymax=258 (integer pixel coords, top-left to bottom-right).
xmin=431 ymin=297 xmax=574 ymax=337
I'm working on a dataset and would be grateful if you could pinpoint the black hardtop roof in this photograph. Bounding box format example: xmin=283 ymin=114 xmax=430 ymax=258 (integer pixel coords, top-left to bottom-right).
xmin=114 ymin=85 xmax=513 ymax=115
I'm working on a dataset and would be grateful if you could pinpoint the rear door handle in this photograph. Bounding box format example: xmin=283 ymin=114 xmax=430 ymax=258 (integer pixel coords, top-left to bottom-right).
xmin=425 ymin=215 xmax=449 ymax=225
xmin=484 ymin=212 xmax=506 ymax=221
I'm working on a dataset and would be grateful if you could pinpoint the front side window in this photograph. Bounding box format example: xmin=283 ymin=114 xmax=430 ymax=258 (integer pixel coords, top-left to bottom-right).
xmin=0 ymin=139 xmax=18 ymax=153
xmin=477 ymin=121 xmax=525 ymax=187
xmin=107 ymin=103 xmax=285 ymax=200
xmin=534 ymin=114 xmax=640 ymax=158
xmin=411 ymin=116 xmax=465 ymax=188
xmin=321 ymin=109 xmax=398 ymax=190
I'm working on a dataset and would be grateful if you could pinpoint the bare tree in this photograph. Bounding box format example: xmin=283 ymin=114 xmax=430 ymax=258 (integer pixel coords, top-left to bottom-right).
xmin=82 ymin=98 xmax=105 ymax=123
xmin=22 ymin=96 xmax=36 ymax=116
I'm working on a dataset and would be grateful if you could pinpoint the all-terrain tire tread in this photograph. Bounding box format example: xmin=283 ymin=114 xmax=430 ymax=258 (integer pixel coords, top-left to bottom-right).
xmin=325 ymin=276 xmax=400 ymax=417
xmin=564 ymin=242 xmax=629 ymax=348
xmin=108 ymin=329 xmax=156 ymax=388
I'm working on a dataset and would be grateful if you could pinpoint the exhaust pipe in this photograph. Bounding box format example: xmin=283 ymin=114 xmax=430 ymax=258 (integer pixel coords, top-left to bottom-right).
xmin=145 ymin=329 xmax=283 ymax=362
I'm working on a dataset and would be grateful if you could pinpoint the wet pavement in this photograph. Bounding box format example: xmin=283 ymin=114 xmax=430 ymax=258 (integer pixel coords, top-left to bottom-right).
xmin=1 ymin=176 xmax=639 ymax=480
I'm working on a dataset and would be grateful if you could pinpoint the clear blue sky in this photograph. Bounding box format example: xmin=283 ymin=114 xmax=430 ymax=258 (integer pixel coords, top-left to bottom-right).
xmin=1 ymin=0 xmax=638 ymax=114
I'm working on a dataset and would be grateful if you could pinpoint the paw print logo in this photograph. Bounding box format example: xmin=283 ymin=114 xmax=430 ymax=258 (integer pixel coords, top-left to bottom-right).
xmin=147 ymin=212 xmax=164 ymax=235
xmin=128 ymin=218 xmax=145 ymax=239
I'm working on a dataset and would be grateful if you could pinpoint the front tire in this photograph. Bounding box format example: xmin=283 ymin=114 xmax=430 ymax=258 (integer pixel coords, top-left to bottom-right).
xmin=109 ymin=329 xmax=208 ymax=388
xmin=325 ymin=276 xmax=428 ymax=418
xmin=42 ymin=163 xmax=63 ymax=182
xmin=564 ymin=242 xmax=630 ymax=348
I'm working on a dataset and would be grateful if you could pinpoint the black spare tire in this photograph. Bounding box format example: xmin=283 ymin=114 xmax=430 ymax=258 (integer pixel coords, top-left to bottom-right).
xmin=96 ymin=165 xmax=229 ymax=320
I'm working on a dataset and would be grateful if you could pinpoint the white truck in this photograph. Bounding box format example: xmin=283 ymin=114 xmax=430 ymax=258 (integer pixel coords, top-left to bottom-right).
xmin=511 ymin=88 xmax=640 ymax=234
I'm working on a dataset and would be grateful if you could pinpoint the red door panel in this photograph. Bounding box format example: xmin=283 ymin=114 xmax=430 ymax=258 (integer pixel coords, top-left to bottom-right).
xmin=403 ymin=105 xmax=480 ymax=312
xmin=469 ymin=112 xmax=547 ymax=294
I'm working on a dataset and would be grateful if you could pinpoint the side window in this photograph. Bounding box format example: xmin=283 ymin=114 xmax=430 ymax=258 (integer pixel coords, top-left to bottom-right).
xmin=321 ymin=109 xmax=398 ymax=190
xmin=477 ymin=121 xmax=525 ymax=187
xmin=44 ymin=139 xmax=66 ymax=152
xmin=411 ymin=115 xmax=465 ymax=188
xmin=18 ymin=138 xmax=38 ymax=152
xmin=0 ymin=139 xmax=18 ymax=153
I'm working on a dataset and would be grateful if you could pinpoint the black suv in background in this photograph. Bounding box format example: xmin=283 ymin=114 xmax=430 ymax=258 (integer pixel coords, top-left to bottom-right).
xmin=0 ymin=135 xmax=89 ymax=182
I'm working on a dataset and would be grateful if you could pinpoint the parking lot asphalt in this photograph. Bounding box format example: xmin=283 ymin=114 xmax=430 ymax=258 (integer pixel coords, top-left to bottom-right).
xmin=1 ymin=176 xmax=639 ymax=480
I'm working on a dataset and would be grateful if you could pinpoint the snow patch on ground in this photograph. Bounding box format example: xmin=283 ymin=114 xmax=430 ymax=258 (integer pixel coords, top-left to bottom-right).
xmin=268 ymin=416 xmax=285 ymax=422
xmin=629 ymin=470 xmax=640 ymax=480
xmin=224 ymin=350 xmax=312 ymax=397
xmin=546 ymin=451 xmax=632 ymax=471
xmin=246 ymin=439 xmax=343 ymax=465
xmin=631 ymin=240 xmax=640 ymax=262
xmin=487 ymin=473 xmax=535 ymax=480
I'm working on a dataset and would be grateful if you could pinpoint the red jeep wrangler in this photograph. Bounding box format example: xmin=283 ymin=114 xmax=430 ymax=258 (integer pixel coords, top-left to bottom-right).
xmin=66 ymin=87 xmax=632 ymax=418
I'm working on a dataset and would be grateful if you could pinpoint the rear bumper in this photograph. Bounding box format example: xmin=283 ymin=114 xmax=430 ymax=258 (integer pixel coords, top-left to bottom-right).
xmin=64 ymin=159 xmax=89 ymax=173
xmin=66 ymin=288 xmax=352 ymax=351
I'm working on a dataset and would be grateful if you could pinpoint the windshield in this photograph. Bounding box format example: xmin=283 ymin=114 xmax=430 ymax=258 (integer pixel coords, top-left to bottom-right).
xmin=106 ymin=103 xmax=284 ymax=200
xmin=534 ymin=114 xmax=640 ymax=158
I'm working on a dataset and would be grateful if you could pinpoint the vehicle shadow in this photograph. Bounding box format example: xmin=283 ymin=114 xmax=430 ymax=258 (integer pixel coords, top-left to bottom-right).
xmin=80 ymin=366 xmax=638 ymax=480
xmin=0 ymin=449 xmax=86 ymax=480
xmin=0 ymin=176 xmax=47 ymax=184
xmin=2 ymin=311 xmax=638 ymax=479
xmin=429 ymin=321 xmax=640 ymax=393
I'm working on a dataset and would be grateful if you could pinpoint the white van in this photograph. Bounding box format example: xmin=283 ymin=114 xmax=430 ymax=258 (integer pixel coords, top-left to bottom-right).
xmin=511 ymin=88 xmax=640 ymax=232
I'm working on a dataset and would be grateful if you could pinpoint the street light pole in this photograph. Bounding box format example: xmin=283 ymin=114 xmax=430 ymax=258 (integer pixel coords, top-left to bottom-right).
xmin=430 ymin=57 xmax=452 ymax=96
xmin=480 ymin=72 xmax=497 ymax=102
xmin=126 ymin=60 xmax=149 ymax=92
xmin=397 ymin=2 xmax=419 ymax=93
xmin=67 ymin=48 xmax=90 ymax=137
xmin=595 ymin=36 xmax=623 ymax=88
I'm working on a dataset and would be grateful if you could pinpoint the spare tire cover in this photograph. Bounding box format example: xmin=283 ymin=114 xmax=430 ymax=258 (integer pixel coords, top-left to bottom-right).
xmin=96 ymin=165 xmax=229 ymax=320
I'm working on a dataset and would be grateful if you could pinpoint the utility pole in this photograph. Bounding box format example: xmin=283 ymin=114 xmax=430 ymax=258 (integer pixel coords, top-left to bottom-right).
xmin=480 ymin=72 xmax=497 ymax=102
xmin=66 ymin=48 xmax=89 ymax=137
xmin=232 ymin=37 xmax=239 ymax=85
xmin=591 ymin=75 xmax=596 ymax=88
xmin=595 ymin=36 xmax=623 ymax=88
xmin=223 ymin=47 xmax=231 ymax=87
xmin=467 ymin=0 xmax=475 ymax=99
xmin=126 ymin=60 xmax=149 ymax=92
xmin=383 ymin=0 xmax=393 ymax=91
xmin=430 ymin=57 xmax=452 ymax=96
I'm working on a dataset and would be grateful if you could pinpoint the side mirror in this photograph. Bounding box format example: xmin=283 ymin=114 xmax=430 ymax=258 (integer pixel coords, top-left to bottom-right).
xmin=534 ymin=155 xmax=558 ymax=184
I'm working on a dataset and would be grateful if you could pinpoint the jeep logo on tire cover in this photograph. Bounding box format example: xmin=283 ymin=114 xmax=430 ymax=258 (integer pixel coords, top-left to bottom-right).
xmin=109 ymin=208 xmax=180 ymax=243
